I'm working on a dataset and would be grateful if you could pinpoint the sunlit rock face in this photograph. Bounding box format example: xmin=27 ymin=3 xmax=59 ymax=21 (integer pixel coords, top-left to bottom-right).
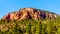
xmin=2 ymin=8 xmax=57 ymax=20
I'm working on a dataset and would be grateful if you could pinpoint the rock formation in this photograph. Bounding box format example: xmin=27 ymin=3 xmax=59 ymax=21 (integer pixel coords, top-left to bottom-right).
xmin=2 ymin=8 xmax=58 ymax=20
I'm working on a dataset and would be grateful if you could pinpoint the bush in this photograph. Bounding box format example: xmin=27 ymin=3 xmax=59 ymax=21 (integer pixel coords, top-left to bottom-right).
xmin=0 ymin=18 xmax=60 ymax=34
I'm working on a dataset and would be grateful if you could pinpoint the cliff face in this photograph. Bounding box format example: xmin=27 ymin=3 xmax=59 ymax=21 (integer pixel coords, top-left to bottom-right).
xmin=2 ymin=8 xmax=58 ymax=20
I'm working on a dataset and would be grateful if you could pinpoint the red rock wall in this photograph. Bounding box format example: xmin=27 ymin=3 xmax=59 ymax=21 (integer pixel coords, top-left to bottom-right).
xmin=2 ymin=8 xmax=57 ymax=20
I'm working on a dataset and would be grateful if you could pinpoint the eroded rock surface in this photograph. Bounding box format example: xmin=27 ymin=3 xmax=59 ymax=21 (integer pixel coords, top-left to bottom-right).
xmin=2 ymin=8 xmax=57 ymax=20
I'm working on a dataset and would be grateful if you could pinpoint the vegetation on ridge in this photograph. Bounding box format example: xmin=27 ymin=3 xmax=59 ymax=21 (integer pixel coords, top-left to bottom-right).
xmin=0 ymin=17 xmax=60 ymax=34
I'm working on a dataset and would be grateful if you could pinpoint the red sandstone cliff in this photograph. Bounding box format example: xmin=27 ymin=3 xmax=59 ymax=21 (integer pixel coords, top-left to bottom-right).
xmin=2 ymin=8 xmax=57 ymax=20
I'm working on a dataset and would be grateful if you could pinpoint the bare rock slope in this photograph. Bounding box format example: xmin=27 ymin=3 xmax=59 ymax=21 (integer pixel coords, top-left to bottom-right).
xmin=2 ymin=8 xmax=58 ymax=20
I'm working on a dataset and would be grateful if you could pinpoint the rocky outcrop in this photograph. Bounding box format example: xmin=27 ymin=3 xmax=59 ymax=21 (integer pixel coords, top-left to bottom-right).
xmin=2 ymin=8 xmax=58 ymax=20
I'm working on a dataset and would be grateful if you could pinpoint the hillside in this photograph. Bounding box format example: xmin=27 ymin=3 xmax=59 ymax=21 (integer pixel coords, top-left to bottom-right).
xmin=0 ymin=8 xmax=60 ymax=34
xmin=2 ymin=8 xmax=58 ymax=20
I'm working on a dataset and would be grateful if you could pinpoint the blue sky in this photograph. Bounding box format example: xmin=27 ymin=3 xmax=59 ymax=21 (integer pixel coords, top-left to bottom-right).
xmin=0 ymin=0 xmax=60 ymax=18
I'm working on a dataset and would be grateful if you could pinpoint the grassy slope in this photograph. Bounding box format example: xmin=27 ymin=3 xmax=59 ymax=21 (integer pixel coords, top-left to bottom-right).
xmin=0 ymin=17 xmax=60 ymax=34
